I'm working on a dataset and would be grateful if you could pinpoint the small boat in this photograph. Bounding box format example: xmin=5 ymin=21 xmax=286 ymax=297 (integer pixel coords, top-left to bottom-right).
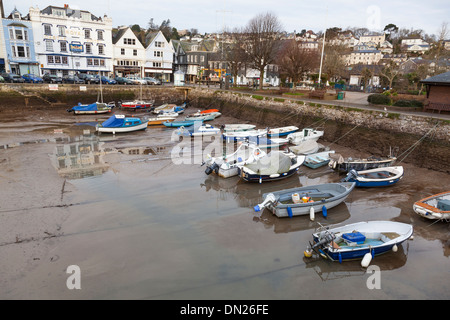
xmin=268 ymin=126 xmax=299 ymax=137
xmin=185 ymin=113 xmax=217 ymax=121
xmin=96 ymin=114 xmax=147 ymax=134
xmin=328 ymin=154 xmax=397 ymax=173
xmin=247 ymin=136 xmax=289 ymax=149
xmin=223 ymin=129 xmax=267 ymax=142
xmin=200 ymin=108 xmax=219 ymax=114
xmin=342 ymin=166 xmax=404 ymax=187
xmin=222 ymin=124 xmax=256 ymax=132
xmin=287 ymin=128 xmax=324 ymax=145
xmin=304 ymin=221 xmax=413 ymax=266
xmin=203 ymin=142 xmax=267 ymax=178
xmin=289 ymin=140 xmax=320 ymax=155
xmin=413 ymin=191 xmax=450 ymax=221
xmin=119 ymin=100 xmax=154 ymax=110
xmin=67 ymin=101 xmax=115 ymax=114
xmin=304 ymin=151 xmax=336 ymax=169
xmin=163 ymin=120 xmax=202 ymax=127
xmin=175 ymin=124 xmax=221 ymax=137
xmin=239 ymin=151 xmax=306 ymax=183
xmin=146 ymin=115 xmax=178 ymax=126
xmin=254 ymin=182 xmax=356 ymax=218
xmin=153 ymin=102 xmax=187 ymax=114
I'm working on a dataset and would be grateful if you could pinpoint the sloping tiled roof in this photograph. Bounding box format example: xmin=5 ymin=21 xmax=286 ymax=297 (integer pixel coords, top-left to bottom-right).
xmin=420 ymin=71 xmax=450 ymax=85
xmin=112 ymin=28 xmax=127 ymax=44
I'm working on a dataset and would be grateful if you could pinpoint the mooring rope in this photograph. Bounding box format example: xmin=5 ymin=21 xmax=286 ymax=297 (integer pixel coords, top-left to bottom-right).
xmin=396 ymin=122 xmax=440 ymax=163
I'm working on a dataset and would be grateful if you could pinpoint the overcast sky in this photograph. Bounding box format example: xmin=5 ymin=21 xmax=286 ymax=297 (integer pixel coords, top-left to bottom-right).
xmin=5 ymin=0 xmax=449 ymax=36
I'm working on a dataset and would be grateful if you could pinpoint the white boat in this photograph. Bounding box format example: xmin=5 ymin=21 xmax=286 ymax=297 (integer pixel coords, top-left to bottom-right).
xmin=305 ymin=221 xmax=413 ymax=266
xmin=96 ymin=114 xmax=148 ymax=134
xmin=287 ymin=128 xmax=324 ymax=145
xmin=223 ymin=129 xmax=267 ymax=142
xmin=146 ymin=114 xmax=178 ymax=126
xmin=413 ymin=191 xmax=450 ymax=221
xmin=222 ymin=124 xmax=256 ymax=132
xmin=185 ymin=113 xmax=217 ymax=121
xmin=289 ymin=140 xmax=320 ymax=155
xmin=175 ymin=124 xmax=221 ymax=137
xmin=268 ymin=126 xmax=299 ymax=137
xmin=342 ymin=166 xmax=404 ymax=188
xmin=304 ymin=150 xmax=336 ymax=169
xmin=203 ymin=142 xmax=267 ymax=178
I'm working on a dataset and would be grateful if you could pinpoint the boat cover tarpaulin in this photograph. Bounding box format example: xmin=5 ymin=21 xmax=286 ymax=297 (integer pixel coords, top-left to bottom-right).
xmin=71 ymin=103 xmax=98 ymax=111
xmin=101 ymin=115 xmax=125 ymax=127
xmin=244 ymin=152 xmax=291 ymax=175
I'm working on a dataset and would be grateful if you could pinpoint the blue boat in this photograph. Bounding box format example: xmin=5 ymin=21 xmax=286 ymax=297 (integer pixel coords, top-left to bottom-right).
xmin=163 ymin=120 xmax=202 ymax=127
xmin=267 ymin=126 xmax=299 ymax=137
xmin=96 ymin=114 xmax=147 ymax=134
xmin=67 ymin=101 xmax=115 ymax=115
xmin=342 ymin=166 xmax=404 ymax=187
xmin=305 ymin=221 xmax=413 ymax=265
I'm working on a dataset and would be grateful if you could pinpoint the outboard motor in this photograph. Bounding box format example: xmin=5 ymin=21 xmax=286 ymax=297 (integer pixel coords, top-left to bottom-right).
xmin=205 ymin=162 xmax=219 ymax=175
xmin=312 ymin=231 xmax=336 ymax=250
xmin=342 ymin=169 xmax=359 ymax=182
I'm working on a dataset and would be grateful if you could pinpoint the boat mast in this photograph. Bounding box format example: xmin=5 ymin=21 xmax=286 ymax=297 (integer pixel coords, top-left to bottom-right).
xmin=99 ymin=72 xmax=103 ymax=103
xmin=318 ymin=6 xmax=328 ymax=87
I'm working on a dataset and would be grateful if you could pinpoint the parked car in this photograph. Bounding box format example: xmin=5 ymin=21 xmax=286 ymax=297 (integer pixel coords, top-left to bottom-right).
xmin=95 ymin=75 xmax=117 ymax=85
xmin=77 ymin=73 xmax=100 ymax=84
xmin=43 ymin=74 xmax=63 ymax=83
xmin=1 ymin=72 xmax=25 ymax=83
xmin=143 ymin=77 xmax=161 ymax=85
xmin=126 ymin=76 xmax=147 ymax=85
xmin=114 ymin=76 xmax=134 ymax=85
xmin=62 ymin=75 xmax=85 ymax=84
xmin=22 ymin=74 xmax=44 ymax=83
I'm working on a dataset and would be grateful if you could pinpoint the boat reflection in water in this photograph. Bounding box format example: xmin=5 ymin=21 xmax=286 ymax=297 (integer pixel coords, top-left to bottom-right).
xmin=51 ymin=133 xmax=112 ymax=180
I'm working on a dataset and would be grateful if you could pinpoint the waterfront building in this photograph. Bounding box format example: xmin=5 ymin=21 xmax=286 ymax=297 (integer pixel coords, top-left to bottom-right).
xmin=28 ymin=5 xmax=113 ymax=77
xmin=112 ymin=26 xmax=145 ymax=77
xmin=1 ymin=8 xmax=39 ymax=75
xmin=144 ymin=30 xmax=173 ymax=82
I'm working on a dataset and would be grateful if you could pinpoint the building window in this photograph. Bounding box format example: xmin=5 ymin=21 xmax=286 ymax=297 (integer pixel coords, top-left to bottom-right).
xmin=62 ymin=56 xmax=68 ymax=65
xmin=154 ymin=51 xmax=162 ymax=57
xmin=153 ymin=62 xmax=161 ymax=68
xmin=60 ymin=42 xmax=67 ymax=52
xmin=47 ymin=56 xmax=54 ymax=64
xmin=45 ymin=40 xmax=53 ymax=52
xmin=84 ymin=29 xmax=91 ymax=39
xmin=44 ymin=25 xmax=52 ymax=36
xmin=155 ymin=41 xmax=164 ymax=48
xmin=86 ymin=44 xmax=92 ymax=54
xmin=97 ymin=30 xmax=104 ymax=40
xmin=121 ymin=48 xmax=125 ymax=55
xmin=55 ymin=56 xmax=61 ymax=64
xmin=15 ymin=29 xmax=23 ymax=40
xmin=87 ymin=58 xmax=93 ymax=66
xmin=58 ymin=26 xmax=66 ymax=37
xmin=123 ymin=38 xmax=136 ymax=45
xmin=17 ymin=46 xmax=26 ymax=57
xmin=98 ymin=45 xmax=104 ymax=55
xmin=133 ymin=49 xmax=137 ymax=56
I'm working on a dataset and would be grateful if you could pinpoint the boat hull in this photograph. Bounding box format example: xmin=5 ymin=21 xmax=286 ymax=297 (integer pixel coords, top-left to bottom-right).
xmin=74 ymin=109 xmax=111 ymax=115
xmin=262 ymin=182 xmax=356 ymax=218
xmin=96 ymin=122 xmax=148 ymax=133
xmin=413 ymin=191 xmax=450 ymax=220
xmin=239 ymin=166 xmax=300 ymax=183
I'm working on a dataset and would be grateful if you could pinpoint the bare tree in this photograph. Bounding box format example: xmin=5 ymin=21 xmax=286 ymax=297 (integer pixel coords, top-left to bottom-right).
xmin=277 ymin=39 xmax=319 ymax=84
xmin=323 ymin=44 xmax=347 ymax=82
xmin=224 ymin=28 xmax=248 ymax=86
xmin=243 ymin=12 xmax=283 ymax=89
xmin=379 ymin=60 xmax=401 ymax=89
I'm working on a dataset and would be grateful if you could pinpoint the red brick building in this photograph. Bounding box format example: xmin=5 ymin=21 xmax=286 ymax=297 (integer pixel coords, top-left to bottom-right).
xmin=420 ymin=71 xmax=450 ymax=113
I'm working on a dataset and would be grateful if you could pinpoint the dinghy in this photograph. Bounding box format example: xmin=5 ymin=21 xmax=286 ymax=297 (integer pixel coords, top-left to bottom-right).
xmin=304 ymin=221 xmax=413 ymax=266
xmin=175 ymin=124 xmax=221 ymax=137
xmin=163 ymin=120 xmax=201 ymax=127
xmin=413 ymin=191 xmax=450 ymax=221
xmin=254 ymin=182 xmax=356 ymax=218
xmin=203 ymin=142 xmax=267 ymax=178
xmin=247 ymin=136 xmax=289 ymax=149
xmin=185 ymin=113 xmax=218 ymax=121
xmin=96 ymin=114 xmax=147 ymax=134
xmin=287 ymin=128 xmax=324 ymax=145
xmin=222 ymin=124 xmax=256 ymax=132
xmin=67 ymin=101 xmax=115 ymax=115
xmin=267 ymin=126 xmax=299 ymax=137
xmin=304 ymin=151 xmax=335 ymax=169
xmin=146 ymin=113 xmax=178 ymax=126
xmin=342 ymin=166 xmax=404 ymax=187
xmin=239 ymin=151 xmax=305 ymax=183
xmin=120 ymin=100 xmax=154 ymax=110
xmin=328 ymin=153 xmax=397 ymax=173
xmin=289 ymin=140 xmax=320 ymax=155
xmin=223 ymin=129 xmax=267 ymax=142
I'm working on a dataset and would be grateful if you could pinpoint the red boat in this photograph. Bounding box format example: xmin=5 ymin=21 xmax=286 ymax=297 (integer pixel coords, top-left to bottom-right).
xmin=200 ymin=109 xmax=219 ymax=114
xmin=119 ymin=100 xmax=153 ymax=110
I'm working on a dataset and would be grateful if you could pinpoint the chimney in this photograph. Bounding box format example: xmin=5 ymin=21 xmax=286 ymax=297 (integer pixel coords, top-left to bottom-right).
xmin=64 ymin=4 xmax=69 ymax=9
xmin=0 ymin=0 xmax=5 ymax=19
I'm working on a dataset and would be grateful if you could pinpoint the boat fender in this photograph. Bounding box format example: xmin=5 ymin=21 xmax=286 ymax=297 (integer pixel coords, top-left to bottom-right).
xmin=304 ymin=249 xmax=312 ymax=258
xmin=392 ymin=244 xmax=398 ymax=252
xmin=338 ymin=252 xmax=342 ymax=264
xmin=309 ymin=207 xmax=315 ymax=221
xmin=361 ymin=252 xmax=372 ymax=268
xmin=322 ymin=205 xmax=327 ymax=218
xmin=287 ymin=206 xmax=293 ymax=218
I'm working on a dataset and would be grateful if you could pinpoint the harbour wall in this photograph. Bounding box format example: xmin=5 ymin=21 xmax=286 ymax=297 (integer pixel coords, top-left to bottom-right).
xmin=0 ymin=84 xmax=448 ymax=173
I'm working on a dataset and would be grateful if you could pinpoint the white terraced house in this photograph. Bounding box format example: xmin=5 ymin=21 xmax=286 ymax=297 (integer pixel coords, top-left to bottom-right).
xmin=112 ymin=26 xmax=145 ymax=77
xmin=28 ymin=5 xmax=113 ymax=78
xmin=144 ymin=30 xmax=173 ymax=83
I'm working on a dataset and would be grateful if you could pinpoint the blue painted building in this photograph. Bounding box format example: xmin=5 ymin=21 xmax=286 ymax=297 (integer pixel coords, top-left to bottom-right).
xmin=2 ymin=8 xmax=39 ymax=75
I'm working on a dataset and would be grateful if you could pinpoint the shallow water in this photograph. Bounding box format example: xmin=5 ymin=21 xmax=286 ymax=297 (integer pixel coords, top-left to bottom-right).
xmin=0 ymin=113 xmax=449 ymax=300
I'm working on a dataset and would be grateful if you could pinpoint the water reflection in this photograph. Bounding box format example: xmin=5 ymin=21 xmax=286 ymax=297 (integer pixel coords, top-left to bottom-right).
xmin=51 ymin=133 xmax=111 ymax=180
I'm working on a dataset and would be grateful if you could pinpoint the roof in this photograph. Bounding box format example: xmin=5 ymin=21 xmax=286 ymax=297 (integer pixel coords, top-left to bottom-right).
xmin=112 ymin=28 xmax=128 ymax=44
xmin=40 ymin=5 xmax=101 ymax=21
xmin=420 ymin=71 xmax=450 ymax=86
